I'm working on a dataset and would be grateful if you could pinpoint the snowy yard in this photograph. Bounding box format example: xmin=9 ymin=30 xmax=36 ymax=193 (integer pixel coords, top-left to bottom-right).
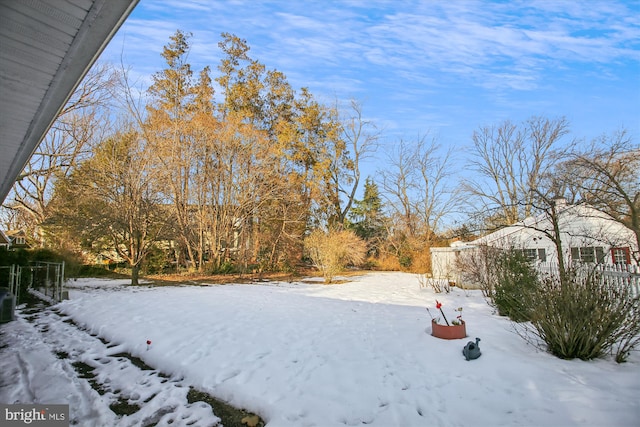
xmin=1 ymin=272 xmax=639 ymax=426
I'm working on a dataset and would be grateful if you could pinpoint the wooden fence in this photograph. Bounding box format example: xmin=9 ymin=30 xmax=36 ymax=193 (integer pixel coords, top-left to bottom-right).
xmin=536 ymin=262 xmax=640 ymax=297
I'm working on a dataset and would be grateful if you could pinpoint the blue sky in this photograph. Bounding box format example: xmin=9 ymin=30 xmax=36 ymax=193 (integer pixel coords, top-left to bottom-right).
xmin=99 ymin=0 xmax=640 ymax=194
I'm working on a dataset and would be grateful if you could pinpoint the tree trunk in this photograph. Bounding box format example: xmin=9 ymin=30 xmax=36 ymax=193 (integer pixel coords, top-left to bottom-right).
xmin=131 ymin=264 xmax=140 ymax=286
xmin=549 ymin=204 xmax=570 ymax=288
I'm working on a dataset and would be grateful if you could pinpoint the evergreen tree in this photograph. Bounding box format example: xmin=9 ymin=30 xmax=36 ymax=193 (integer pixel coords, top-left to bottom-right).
xmin=349 ymin=178 xmax=386 ymax=255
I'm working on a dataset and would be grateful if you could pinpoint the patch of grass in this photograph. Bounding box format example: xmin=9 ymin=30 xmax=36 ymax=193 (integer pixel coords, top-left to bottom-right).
xmin=71 ymin=359 xmax=142 ymax=416
xmin=111 ymin=352 xmax=154 ymax=371
xmin=109 ymin=397 xmax=141 ymax=416
xmin=187 ymin=387 xmax=264 ymax=427
xmin=71 ymin=360 xmax=109 ymax=396
xmin=55 ymin=351 xmax=69 ymax=359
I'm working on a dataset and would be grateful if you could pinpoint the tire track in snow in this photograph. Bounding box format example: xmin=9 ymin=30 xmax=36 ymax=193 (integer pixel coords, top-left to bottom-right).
xmin=15 ymin=352 xmax=37 ymax=402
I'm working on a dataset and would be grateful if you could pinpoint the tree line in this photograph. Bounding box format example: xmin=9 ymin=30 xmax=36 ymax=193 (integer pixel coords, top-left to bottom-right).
xmin=2 ymin=30 xmax=638 ymax=283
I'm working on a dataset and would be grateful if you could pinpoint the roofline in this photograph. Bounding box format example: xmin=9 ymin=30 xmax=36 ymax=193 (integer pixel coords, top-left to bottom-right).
xmin=0 ymin=0 xmax=139 ymax=204
xmin=0 ymin=229 xmax=9 ymax=245
xmin=471 ymin=202 xmax=583 ymax=245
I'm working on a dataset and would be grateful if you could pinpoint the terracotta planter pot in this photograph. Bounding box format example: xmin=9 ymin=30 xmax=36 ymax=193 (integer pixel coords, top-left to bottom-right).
xmin=431 ymin=319 xmax=467 ymax=340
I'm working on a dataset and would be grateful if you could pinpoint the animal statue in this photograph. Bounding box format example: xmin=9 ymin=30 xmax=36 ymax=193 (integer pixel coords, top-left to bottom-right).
xmin=462 ymin=337 xmax=481 ymax=360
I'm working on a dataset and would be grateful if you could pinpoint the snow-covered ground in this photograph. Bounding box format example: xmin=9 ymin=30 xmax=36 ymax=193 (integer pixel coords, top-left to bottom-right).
xmin=1 ymin=272 xmax=639 ymax=426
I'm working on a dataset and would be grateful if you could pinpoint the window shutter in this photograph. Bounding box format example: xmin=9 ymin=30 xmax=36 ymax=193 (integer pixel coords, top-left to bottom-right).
xmin=612 ymin=247 xmax=632 ymax=265
xmin=538 ymin=248 xmax=546 ymax=262
xmin=596 ymin=247 xmax=604 ymax=264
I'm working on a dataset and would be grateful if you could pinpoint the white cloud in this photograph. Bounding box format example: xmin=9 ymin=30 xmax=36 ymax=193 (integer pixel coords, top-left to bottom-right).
xmin=97 ymin=0 xmax=639 ymax=152
xmin=112 ymin=0 xmax=638 ymax=94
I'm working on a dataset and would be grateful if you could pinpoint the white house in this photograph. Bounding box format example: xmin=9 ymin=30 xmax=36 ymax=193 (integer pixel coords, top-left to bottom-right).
xmin=431 ymin=200 xmax=638 ymax=286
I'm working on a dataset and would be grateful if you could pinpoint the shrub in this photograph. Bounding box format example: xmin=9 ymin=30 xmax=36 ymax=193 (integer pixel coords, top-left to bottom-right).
xmin=407 ymin=249 xmax=431 ymax=273
xmin=526 ymin=269 xmax=640 ymax=362
xmin=376 ymin=253 xmax=402 ymax=271
xmin=458 ymin=245 xmax=639 ymax=362
xmin=218 ymin=261 xmax=236 ymax=274
xmin=206 ymin=260 xmax=236 ymax=275
xmin=457 ymin=246 xmax=538 ymax=319
xmin=75 ymin=264 xmax=126 ymax=278
xmin=398 ymin=253 xmax=412 ymax=268
xmin=359 ymin=257 xmax=379 ymax=271
xmin=304 ymin=229 xmax=367 ymax=283
xmin=142 ymin=245 xmax=172 ymax=274
xmin=493 ymin=251 xmax=539 ymax=322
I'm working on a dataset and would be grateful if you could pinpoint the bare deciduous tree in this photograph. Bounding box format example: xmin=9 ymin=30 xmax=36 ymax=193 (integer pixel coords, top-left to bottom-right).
xmin=567 ymin=129 xmax=640 ymax=263
xmin=3 ymin=63 xmax=116 ymax=241
xmin=331 ymin=99 xmax=380 ymax=227
xmin=380 ymin=139 xmax=419 ymax=239
xmin=50 ymin=128 xmax=166 ymax=285
xmin=379 ymin=136 xmax=458 ymax=270
xmin=464 ymin=116 xmax=571 ymax=229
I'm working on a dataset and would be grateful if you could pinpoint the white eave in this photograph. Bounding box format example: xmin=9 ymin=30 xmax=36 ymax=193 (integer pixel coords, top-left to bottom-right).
xmin=0 ymin=0 xmax=139 ymax=204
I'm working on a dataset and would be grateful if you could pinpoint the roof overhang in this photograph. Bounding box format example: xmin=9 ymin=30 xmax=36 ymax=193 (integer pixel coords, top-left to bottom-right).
xmin=0 ymin=0 xmax=139 ymax=204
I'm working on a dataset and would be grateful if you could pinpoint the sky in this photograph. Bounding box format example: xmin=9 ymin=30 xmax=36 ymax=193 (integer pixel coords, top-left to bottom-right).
xmin=98 ymin=0 xmax=640 ymax=201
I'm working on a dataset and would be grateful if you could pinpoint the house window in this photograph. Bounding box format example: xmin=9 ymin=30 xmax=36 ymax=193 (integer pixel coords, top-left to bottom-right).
xmin=521 ymin=248 xmax=546 ymax=262
xmin=611 ymin=247 xmax=631 ymax=265
xmin=522 ymin=249 xmax=537 ymax=260
xmin=15 ymin=236 xmax=25 ymax=245
xmin=571 ymin=246 xmax=605 ymax=264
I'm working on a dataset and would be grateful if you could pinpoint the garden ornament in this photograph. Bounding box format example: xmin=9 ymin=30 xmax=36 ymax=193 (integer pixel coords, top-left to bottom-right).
xmin=462 ymin=337 xmax=481 ymax=361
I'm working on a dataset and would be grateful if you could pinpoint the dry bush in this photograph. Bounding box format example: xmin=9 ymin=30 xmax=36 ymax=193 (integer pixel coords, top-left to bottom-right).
xmin=456 ymin=244 xmax=502 ymax=297
xmin=457 ymin=246 xmax=538 ymax=316
xmin=373 ymin=248 xmax=431 ymax=273
xmin=304 ymin=229 xmax=367 ymax=283
xmin=408 ymin=249 xmax=432 ymax=274
xmin=376 ymin=253 xmax=402 ymax=271
xmin=418 ymin=273 xmax=450 ymax=293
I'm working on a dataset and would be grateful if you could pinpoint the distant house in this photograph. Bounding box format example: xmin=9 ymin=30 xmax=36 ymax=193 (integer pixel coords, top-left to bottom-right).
xmin=4 ymin=230 xmax=31 ymax=250
xmin=431 ymin=200 xmax=638 ymax=286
